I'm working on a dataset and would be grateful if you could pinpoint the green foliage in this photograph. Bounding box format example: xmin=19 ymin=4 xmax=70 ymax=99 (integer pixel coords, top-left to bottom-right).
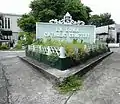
xmin=33 ymin=39 xmax=109 ymax=61
xmin=65 ymin=0 xmax=90 ymax=23
xmin=16 ymin=31 xmax=35 ymax=50
xmin=18 ymin=32 xmax=35 ymax=46
xmin=88 ymin=45 xmax=109 ymax=58
xmin=30 ymin=0 xmax=65 ymax=21
xmin=0 ymin=44 xmax=9 ymax=50
xmin=72 ymin=39 xmax=77 ymax=44
xmin=65 ymin=43 xmax=84 ymax=58
xmin=106 ymin=37 xmax=115 ymax=43
xmin=27 ymin=39 xmax=109 ymax=70
xmin=33 ymin=38 xmax=65 ymax=46
xmin=89 ymin=13 xmax=115 ymax=27
xmin=15 ymin=41 xmax=22 ymax=49
xmin=18 ymin=0 xmax=92 ymax=32
xmin=58 ymin=75 xmax=82 ymax=93
xmin=33 ymin=39 xmax=44 ymax=45
xmin=33 ymin=39 xmax=85 ymax=59
xmin=17 ymin=14 xmax=36 ymax=33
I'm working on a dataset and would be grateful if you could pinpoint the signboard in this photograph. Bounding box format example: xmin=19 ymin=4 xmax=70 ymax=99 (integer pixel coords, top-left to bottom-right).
xmin=36 ymin=22 xmax=96 ymax=43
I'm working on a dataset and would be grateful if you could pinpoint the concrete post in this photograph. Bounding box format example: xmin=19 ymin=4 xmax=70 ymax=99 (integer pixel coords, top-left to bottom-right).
xmin=38 ymin=45 xmax=42 ymax=53
xmin=47 ymin=46 xmax=51 ymax=55
xmin=32 ymin=45 xmax=35 ymax=52
xmin=59 ymin=47 xmax=66 ymax=58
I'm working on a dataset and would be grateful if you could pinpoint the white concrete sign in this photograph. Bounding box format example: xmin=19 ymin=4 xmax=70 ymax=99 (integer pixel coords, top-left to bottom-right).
xmin=36 ymin=12 xmax=96 ymax=43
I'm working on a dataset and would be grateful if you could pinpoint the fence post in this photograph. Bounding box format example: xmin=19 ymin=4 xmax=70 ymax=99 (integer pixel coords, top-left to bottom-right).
xmin=74 ymin=47 xmax=78 ymax=54
xmin=35 ymin=45 xmax=38 ymax=52
xmin=84 ymin=44 xmax=87 ymax=50
xmin=28 ymin=45 xmax=30 ymax=51
xmin=47 ymin=46 xmax=51 ymax=55
xmin=59 ymin=47 xmax=66 ymax=58
xmin=38 ymin=45 xmax=42 ymax=53
xmin=32 ymin=45 xmax=35 ymax=52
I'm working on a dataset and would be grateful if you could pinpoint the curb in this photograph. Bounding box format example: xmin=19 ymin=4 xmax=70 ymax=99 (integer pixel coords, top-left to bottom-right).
xmin=18 ymin=56 xmax=60 ymax=85
xmin=18 ymin=51 xmax=113 ymax=84
xmin=74 ymin=51 xmax=113 ymax=77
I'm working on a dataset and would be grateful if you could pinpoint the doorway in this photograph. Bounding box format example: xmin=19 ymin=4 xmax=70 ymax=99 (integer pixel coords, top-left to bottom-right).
xmin=117 ymin=33 xmax=120 ymax=43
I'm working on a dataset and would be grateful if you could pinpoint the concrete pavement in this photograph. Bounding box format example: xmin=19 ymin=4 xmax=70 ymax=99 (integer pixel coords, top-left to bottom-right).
xmin=67 ymin=49 xmax=120 ymax=104
xmin=0 ymin=49 xmax=120 ymax=104
xmin=0 ymin=51 xmax=67 ymax=104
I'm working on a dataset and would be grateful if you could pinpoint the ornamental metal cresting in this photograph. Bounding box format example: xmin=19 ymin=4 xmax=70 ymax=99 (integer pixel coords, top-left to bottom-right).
xmin=36 ymin=12 xmax=96 ymax=43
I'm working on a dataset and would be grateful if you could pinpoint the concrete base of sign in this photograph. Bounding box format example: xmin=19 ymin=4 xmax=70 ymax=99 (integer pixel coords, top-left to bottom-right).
xmin=18 ymin=51 xmax=113 ymax=84
xmin=108 ymin=43 xmax=120 ymax=48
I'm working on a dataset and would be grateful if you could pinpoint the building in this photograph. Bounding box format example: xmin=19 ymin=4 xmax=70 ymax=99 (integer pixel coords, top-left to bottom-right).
xmin=96 ymin=24 xmax=120 ymax=43
xmin=0 ymin=12 xmax=22 ymax=45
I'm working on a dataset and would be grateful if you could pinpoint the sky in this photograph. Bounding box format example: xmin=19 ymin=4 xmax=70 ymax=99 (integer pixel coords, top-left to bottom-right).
xmin=82 ymin=0 xmax=120 ymax=24
xmin=0 ymin=0 xmax=120 ymax=23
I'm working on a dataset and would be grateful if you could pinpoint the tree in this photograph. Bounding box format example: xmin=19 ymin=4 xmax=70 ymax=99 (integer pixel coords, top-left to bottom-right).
xmin=18 ymin=0 xmax=92 ymax=32
xmin=89 ymin=13 xmax=115 ymax=27
xmin=100 ymin=13 xmax=115 ymax=26
xmin=64 ymin=0 xmax=92 ymax=23
xmin=30 ymin=0 xmax=66 ymax=22
xmin=18 ymin=32 xmax=35 ymax=46
xmin=17 ymin=14 xmax=36 ymax=33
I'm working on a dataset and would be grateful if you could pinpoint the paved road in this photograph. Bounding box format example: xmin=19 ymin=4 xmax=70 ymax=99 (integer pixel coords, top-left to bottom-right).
xmin=0 ymin=51 xmax=25 ymax=104
xmin=0 ymin=51 xmax=25 ymax=59
xmin=0 ymin=51 xmax=67 ymax=104
xmin=1 ymin=49 xmax=120 ymax=104
xmin=67 ymin=48 xmax=120 ymax=104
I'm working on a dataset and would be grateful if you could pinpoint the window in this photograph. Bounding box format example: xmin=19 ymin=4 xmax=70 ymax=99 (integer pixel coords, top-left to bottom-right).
xmin=5 ymin=18 xmax=7 ymax=28
xmin=8 ymin=18 xmax=10 ymax=29
xmin=2 ymin=19 xmax=4 ymax=28
xmin=17 ymin=18 xmax=20 ymax=21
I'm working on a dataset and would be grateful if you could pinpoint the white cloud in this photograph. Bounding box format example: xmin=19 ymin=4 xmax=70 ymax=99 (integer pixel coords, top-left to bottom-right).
xmin=82 ymin=0 xmax=120 ymax=23
xmin=0 ymin=0 xmax=32 ymax=14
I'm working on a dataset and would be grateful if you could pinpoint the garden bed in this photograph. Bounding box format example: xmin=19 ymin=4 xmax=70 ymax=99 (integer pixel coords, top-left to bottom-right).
xmin=25 ymin=39 xmax=110 ymax=70
xmin=19 ymin=51 xmax=112 ymax=85
xmin=26 ymin=47 xmax=110 ymax=70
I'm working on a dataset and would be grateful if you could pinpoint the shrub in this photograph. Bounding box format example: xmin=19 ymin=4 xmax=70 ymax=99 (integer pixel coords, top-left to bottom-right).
xmin=106 ymin=37 xmax=115 ymax=43
xmin=15 ymin=44 xmax=22 ymax=50
xmin=58 ymin=75 xmax=82 ymax=93
xmin=0 ymin=44 xmax=9 ymax=50
xmin=72 ymin=39 xmax=77 ymax=44
xmin=31 ymin=39 xmax=109 ymax=69
xmin=15 ymin=40 xmax=22 ymax=49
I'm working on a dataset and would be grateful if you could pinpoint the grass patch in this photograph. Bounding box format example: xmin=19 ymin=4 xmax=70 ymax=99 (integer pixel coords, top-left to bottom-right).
xmin=58 ymin=75 xmax=83 ymax=94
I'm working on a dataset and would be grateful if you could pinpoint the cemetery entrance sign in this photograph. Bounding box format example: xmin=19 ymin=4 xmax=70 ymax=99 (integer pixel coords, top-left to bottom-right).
xmin=36 ymin=12 xmax=96 ymax=43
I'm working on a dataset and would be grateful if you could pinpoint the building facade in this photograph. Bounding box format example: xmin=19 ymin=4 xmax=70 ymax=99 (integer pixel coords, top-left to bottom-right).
xmin=96 ymin=24 xmax=120 ymax=43
xmin=0 ymin=12 xmax=22 ymax=45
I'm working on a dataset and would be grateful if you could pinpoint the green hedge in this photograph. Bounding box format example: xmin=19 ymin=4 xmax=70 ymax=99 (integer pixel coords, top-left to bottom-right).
xmin=26 ymin=45 xmax=109 ymax=70
xmin=0 ymin=44 xmax=9 ymax=50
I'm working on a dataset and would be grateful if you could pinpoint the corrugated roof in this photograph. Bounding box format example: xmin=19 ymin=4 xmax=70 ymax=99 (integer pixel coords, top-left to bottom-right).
xmin=0 ymin=12 xmax=22 ymax=17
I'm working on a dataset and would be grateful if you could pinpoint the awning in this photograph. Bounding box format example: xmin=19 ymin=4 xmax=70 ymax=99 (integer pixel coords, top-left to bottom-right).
xmin=1 ymin=30 xmax=12 ymax=36
xmin=96 ymin=32 xmax=108 ymax=35
xmin=0 ymin=40 xmax=10 ymax=42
